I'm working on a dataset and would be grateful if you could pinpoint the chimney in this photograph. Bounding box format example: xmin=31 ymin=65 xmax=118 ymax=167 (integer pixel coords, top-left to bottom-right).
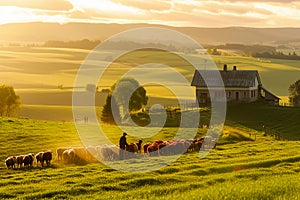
xmin=223 ymin=64 xmax=227 ymax=71
xmin=233 ymin=66 xmax=237 ymax=71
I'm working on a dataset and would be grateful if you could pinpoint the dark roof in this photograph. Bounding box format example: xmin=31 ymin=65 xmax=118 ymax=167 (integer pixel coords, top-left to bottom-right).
xmin=261 ymin=86 xmax=281 ymax=100
xmin=191 ymin=70 xmax=262 ymax=87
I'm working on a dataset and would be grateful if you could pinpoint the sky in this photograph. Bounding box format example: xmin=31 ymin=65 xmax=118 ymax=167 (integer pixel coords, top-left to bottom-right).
xmin=1 ymin=0 xmax=300 ymax=27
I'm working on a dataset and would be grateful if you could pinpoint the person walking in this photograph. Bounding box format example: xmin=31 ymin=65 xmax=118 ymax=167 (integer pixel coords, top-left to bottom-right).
xmin=119 ymin=132 xmax=128 ymax=160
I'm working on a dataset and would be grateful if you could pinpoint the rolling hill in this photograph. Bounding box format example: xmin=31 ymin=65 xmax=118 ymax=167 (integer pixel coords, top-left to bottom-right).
xmin=0 ymin=116 xmax=299 ymax=199
xmin=1 ymin=22 xmax=300 ymax=45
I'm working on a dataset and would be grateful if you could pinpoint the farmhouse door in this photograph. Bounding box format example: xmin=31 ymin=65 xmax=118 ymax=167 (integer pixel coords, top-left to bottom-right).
xmin=235 ymin=92 xmax=239 ymax=100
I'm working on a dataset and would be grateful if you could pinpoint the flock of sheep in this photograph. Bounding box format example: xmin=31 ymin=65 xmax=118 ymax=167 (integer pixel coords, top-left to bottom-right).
xmin=57 ymin=136 xmax=217 ymax=162
xmin=5 ymin=136 xmax=218 ymax=169
xmin=5 ymin=151 xmax=52 ymax=169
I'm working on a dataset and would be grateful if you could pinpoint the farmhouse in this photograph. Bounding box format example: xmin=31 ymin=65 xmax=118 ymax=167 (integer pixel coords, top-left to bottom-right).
xmin=191 ymin=65 xmax=280 ymax=105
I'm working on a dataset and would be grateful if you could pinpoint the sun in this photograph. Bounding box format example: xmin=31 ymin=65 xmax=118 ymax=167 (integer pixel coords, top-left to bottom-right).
xmin=0 ymin=6 xmax=33 ymax=24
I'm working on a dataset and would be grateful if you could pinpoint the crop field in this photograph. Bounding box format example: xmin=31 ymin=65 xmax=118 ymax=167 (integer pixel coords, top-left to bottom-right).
xmin=0 ymin=116 xmax=300 ymax=199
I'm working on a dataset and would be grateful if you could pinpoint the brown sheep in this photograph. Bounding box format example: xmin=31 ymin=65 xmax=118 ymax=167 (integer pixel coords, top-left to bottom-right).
xmin=147 ymin=144 xmax=159 ymax=156
xmin=158 ymin=142 xmax=167 ymax=156
xmin=23 ymin=155 xmax=31 ymax=168
xmin=16 ymin=155 xmax=24 ymax=168
xmin=56 ymin=147 xmax=68 ymax=160
xmin=41 ymin=151 xmax=52 ymax=167
xmin=28 ymin=153 xmax=34 ymax=167
xmin=36 ymin=152 xmax=44 ymax=167
xmin=142 ymin=143 xmax=151 ymax=156
xmin=136 ymin=140 xmax=143 ymax=152
xmin=5 ymin=156 xmax=16 ymax=169
xmin=73 ymin=147 xmax=88 ymax=162
xmin=126 ymin=143 xmax=138 ymax=153
xmin=62 ymin=149 xmax=75 ymax=163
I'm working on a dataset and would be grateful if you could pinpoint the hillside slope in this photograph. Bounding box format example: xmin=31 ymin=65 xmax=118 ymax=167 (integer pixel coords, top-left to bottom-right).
xmin=0 ymin=117 xmax=299 ymax=199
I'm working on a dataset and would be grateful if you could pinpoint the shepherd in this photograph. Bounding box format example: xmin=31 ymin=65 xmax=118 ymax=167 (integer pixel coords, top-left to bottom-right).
xmin=119 ymin=132 xmax=128 ymax=160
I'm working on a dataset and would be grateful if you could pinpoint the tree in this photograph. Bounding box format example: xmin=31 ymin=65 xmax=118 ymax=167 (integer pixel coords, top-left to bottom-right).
xmin=0 ymin=85 xmax=21 ymax=116
xmin=101 ymin=95 xmax=121 ymax=124
xmin=289 ymin=80 xmax=300 ymax=106
xmin=111 ymin=78 xmax=148 ymax=120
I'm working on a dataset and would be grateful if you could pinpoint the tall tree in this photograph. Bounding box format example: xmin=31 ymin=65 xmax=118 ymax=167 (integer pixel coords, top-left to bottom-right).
xmin=111 ymin=78 xmax=148 ymax=120
xmin=289 ymin=80 xmax=300 ymax=106
xmin=0 ymin=85 xmax=21 ymax=116
xmin=101 ymin=95 xmax=121 ymax=124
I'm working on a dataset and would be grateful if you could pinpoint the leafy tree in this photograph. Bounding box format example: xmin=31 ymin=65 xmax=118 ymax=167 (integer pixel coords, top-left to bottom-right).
xmin=101 ymin=95 xmax=121 ymax=124
xmin=111 ymin=78 xmax=148 ymax=120
xmin=0 ymin=85 xmax=21 ymax=116
xmin=289 ymin=80 xmax=300 ymax=106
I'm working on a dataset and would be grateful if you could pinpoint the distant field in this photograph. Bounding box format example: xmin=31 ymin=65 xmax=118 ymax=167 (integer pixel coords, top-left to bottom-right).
xmin=0 ymin=117 xmax=299 ymax=199
xmin=17 ymin=102 xmax=300 ymax=140
xmin=1 ymin=46 xmax=300 ymax=106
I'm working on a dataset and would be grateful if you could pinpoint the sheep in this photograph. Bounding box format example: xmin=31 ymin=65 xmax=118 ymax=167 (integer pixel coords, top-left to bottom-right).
xmin=23 ymin=155 xmax=31 ymax=168
xmin=158 ymin=142 xmax=167 ymax=156
xmin=126 ymin=143 xmax=138 ymax=153
xmin=147 ymin=144 xmax=159 ymax=156
xmin=212 ymin=138 xmax=218 ymax=149
xmin=5 ymin=156 xmax=16 ymax=169
xmin=36 ymin=152 xmax=44 ymax=167
xmin=56 ymin=147 xmax=68 ymax=160
xmin=62 ymin=149 xmax=75 ymax=163
xmin=28 ymin=153 xmax=34 ymax=167
xmin=41 ymin=151 xmax=52 ymax=167
xmin=136 ymin=140 xmax=143 ymax=152
xmin=96 ymin=145 xmax=118 ymax=161
xmin=142 ymin=143 xmax=151 ymax=156
xmin=16 ymin=155 xmax=24 ymax=168
xmin=201 ymin=136 xmax=213 ymax=150
xmin=73 ymin=147 xmax=88 ymax=162
xmin=86 ymin=146 xmax=97 ymax=161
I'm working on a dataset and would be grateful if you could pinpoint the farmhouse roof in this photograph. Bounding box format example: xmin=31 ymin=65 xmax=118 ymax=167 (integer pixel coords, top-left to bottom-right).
xmin=191 ymin=69 xmax=262 ymax=88
xmin=261 ymin=86 xmax=281 ymax=100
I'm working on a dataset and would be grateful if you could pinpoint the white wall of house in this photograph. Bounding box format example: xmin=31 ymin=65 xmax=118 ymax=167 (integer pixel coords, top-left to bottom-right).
xmin=196 ymin=77 xmax=260 ymax=103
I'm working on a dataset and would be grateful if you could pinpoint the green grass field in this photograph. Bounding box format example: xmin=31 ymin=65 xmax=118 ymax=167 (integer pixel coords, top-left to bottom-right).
xmin=1 ymin=46 xmax=300 ymax=199
xmin=17 ymin=102 xmax=300 ymax=140
xmin=0 ymin=116 xmax=300 ymax=199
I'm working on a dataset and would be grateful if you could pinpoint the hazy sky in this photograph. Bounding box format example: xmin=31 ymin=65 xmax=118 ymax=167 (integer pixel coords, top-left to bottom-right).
xmin=1 ymin=0 xmax=300 ymax=27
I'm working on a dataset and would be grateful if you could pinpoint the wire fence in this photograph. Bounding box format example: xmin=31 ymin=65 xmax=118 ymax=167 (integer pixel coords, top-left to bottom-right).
xmin=263 ymin=126 xmax=300 ymax=141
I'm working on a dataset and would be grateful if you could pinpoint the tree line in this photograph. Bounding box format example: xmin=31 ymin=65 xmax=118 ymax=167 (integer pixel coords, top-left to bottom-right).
xmin=43 ymin=39 xmax=101 ymax=49
xmin=253 ymin=51 xmax=300 ymax=60
xmin=206 ymin=43 xmax=300 ymax=60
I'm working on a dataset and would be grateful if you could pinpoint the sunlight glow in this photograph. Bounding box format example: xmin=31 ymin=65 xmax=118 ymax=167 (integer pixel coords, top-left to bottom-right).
xmin=0 ymin=0 xmax=300 ymax=27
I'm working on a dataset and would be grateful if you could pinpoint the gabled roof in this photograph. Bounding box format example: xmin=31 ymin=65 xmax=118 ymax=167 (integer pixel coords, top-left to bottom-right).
xmin=191 ymin=70 xmax=262 ymax=88
xmin=261 ymin=86 xmax=281 ymax=100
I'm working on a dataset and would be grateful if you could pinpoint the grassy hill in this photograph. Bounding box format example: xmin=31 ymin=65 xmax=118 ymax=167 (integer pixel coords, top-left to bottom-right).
xmin=226 ymin=102 xmax=300 ymax=139
xmin=0 ymin=117 xmax=300 ymax=199
xmin=2 ymin=23 xmax=300 ymax=45
xmin=1 ymin=46 xmax=299 ymax=103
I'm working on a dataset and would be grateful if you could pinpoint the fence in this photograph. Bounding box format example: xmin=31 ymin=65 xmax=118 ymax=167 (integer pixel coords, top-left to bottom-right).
xmin=263 ymin=126 xmax=300 ymax=141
